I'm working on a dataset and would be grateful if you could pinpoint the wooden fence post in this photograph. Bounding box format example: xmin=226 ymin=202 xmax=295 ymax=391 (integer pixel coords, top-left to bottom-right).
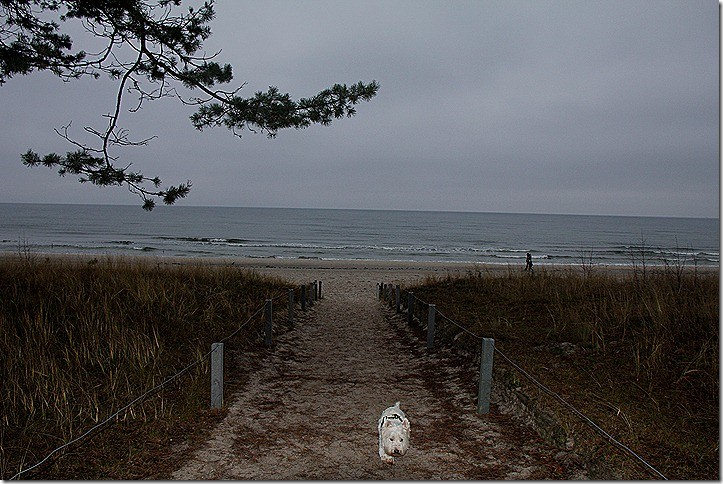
xmin=318 ymin=280 xmax=323 ymax=299
xmin=301 ymin=284 xmax=307 ymax=311
xmin=395 ymin=285 xmax=401 ymax=313
xmin=288 ymin=289 xmax=294 ymax=325
xmin=264 ymin=299 xmax=273 ymax=347
xmin=407 ymin=292 xmax=414 ymax=325
xmin=426 ymin=304 xmax=436 ymax=349
xmin=210 ymin=342 xmax=223 ymax=408
xmin=477 ymin=338 xmax=495 ymax=414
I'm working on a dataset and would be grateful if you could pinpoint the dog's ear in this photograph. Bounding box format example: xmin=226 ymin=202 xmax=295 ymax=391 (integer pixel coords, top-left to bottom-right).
xmin=402 ymin=418 xmax=410 ymax=431
xmin=384 ymin=419 xmax=394 ymax=429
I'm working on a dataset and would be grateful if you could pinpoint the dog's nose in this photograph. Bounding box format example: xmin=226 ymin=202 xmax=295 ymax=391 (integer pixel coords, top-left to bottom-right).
xmin=393 ymin=449 xmax=401 ymax=455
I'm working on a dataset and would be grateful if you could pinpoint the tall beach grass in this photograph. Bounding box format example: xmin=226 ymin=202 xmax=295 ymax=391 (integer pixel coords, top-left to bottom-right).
xmin=1 ymin=255 xmax=293 ymax=479
xmin=402 ymin=264 xmax=718 ymax=479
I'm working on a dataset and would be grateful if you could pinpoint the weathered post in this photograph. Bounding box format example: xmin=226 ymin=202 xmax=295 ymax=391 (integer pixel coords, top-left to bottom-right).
xmin=477 ymin=338 xmax=495 ymax=414
xmin=407 ymin=292 xmax=414 ymax=325
xmin=210 ymin=343 xmax=224 ymax=408
xmin=395 ymin=285 xmax=401 ymax=313
xmin=264 ymin=299 xmax=273 ymax=347
xmin=288 ymin=289 xmax=295 ymax=325
xmin=318 ymin=280 xmax=323 ymax=299
xmin=301 ymin=284 xmax=307 ymax=311
xmin=314 ymin=280 xmax=319 ymax=301
xmin=426 ymin=304 xmax=436 ymax=349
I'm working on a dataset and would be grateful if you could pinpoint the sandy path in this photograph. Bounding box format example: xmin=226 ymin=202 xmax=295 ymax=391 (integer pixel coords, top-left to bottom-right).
xmin=171 ymin=263 xmax=581 ymax=480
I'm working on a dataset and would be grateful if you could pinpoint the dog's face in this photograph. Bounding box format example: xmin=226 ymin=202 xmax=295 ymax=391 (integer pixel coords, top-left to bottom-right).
xmin=381 ymin=418 xmax=410 ymax=457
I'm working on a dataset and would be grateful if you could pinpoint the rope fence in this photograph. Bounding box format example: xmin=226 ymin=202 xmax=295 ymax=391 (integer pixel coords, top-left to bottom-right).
xmin=378 ymin=282 xmax=667 ymax=481
xmin=9 ymin=279 xmax=323 ymax=480
xmin=10 ymin=277 xmax=667 ymax=479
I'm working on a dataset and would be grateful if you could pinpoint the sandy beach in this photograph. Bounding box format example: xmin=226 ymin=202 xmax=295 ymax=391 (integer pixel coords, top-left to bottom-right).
xmin=6 ymin=252 xmax=714 ymax=288
xmin=166 ymin=255 xmax=585 ymax=479
xmin=4 ymin=251 xmax=511 ymax=282
xmin=207 ymin=257 xmax=495 ymax=287
xmin=3 ymin=251 xmax=716 ymax=478
xmin=161 ymin=255 xmax=714 ymax=479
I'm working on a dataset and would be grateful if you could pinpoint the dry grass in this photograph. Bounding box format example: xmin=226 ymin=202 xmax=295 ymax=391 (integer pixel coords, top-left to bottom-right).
xmin=400 ymin=264 xmax=718 ymax=480
xmin=0 ymin=255 xmax=295 ymax=479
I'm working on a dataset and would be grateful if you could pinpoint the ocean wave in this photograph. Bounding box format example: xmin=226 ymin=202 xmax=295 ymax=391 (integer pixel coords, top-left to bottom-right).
xmin=147 ymin=235 xmax=562 ymax=262
xmin=161 ymin=236 xmax=546 ymax=257
xmin=147 ymin=235 xmax=716 ymax=264
xmin=171 ymin=236 xmax=250 ymax=243
xmin=4 ymin=236 xmax=716 ymax=265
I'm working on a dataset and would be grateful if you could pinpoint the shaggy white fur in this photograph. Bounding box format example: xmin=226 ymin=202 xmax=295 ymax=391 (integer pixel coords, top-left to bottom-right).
xmin=377 ymin=401 xmax=410 ymax=464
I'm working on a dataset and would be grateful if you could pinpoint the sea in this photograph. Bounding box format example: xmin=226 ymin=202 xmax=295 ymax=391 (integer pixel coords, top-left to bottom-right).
xmin=0 ymin=203 xmax=719 ymax=268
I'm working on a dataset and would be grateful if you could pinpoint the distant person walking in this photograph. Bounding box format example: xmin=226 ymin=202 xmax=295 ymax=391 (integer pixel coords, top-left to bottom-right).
xmin=524 ymin=252 xmax=533 ymax=272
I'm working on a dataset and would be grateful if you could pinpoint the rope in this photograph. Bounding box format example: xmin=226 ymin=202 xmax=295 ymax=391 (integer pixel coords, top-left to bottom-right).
xmin=218 ymin=305 xmax=265 ymax=344
xmin=402 ymin=290 xmax=667 ymax=480
xmin=435 ymin=309 xmax=484 ymax=340
xmin=493 ymin=348 xmax=668 ymax=480
xmin=269 ymin=286 xmax=295 ymax=303
xmin=10 ymin=347 xmax=216 ymax=480
xmin=411 ymin=293 xmax=431 ymax=307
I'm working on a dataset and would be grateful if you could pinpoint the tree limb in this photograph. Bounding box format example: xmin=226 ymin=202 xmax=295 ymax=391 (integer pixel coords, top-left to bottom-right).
xmin=2 ymin=0 xmax=379 ymax=209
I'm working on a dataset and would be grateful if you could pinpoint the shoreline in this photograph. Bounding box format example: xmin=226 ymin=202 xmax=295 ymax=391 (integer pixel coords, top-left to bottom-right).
xmin=2 ymin=252 xmax=717 ymax=280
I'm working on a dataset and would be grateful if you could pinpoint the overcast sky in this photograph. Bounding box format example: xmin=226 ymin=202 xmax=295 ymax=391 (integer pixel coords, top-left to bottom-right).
xmin=0 ymin=0 xmax=719 ymax=217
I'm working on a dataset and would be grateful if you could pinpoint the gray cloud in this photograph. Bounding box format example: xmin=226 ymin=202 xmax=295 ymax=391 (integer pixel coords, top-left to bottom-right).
xmin=0 ymin=0 xmax=718 ymax=217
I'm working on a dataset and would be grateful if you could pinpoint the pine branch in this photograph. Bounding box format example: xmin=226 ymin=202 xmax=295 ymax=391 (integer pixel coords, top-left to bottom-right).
xmin=3 ymin=1 xmax=379 ymax=209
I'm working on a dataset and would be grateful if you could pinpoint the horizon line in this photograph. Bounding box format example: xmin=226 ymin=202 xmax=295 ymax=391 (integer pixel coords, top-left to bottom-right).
xmin=0 ymin=201 xmax=718 ymax=221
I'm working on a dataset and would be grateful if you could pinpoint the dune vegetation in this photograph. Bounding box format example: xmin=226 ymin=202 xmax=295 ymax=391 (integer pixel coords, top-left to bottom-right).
xmin=1 ymin=255 xmax=297 ymax=479
xmin=398 ymin=264 xmax=718 ymax=479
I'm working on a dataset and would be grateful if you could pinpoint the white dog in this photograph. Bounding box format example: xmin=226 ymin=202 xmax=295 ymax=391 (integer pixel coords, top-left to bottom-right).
xmin=378 ymin=401 xmax=410 ymax=464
